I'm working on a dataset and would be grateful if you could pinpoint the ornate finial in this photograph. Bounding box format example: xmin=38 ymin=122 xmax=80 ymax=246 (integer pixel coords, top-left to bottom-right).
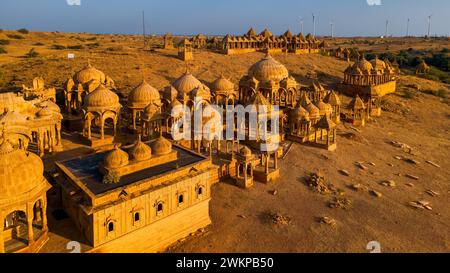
xmin=185 ymin=66 xmax=190 ymax=74
xmin=87 ymin=58 xmax=92 ymax=67
xmin=137 ymin=134 xmax=142 ymax=142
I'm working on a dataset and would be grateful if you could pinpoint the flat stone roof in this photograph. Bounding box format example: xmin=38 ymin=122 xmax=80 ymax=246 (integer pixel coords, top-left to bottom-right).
xmin=60 ymin=145 xmax=205 ymax=195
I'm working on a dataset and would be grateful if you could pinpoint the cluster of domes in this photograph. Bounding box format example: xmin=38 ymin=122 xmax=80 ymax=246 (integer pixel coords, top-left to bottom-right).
xmin=103 ymin=137 xmax=172 ymax=169
xmin=345 ymin=56 xmax=395 ymax=75
xmin=0 ymin=139 xmax=46 ymax=199
xmin=248 ymin=54 xmax=289 ymax=82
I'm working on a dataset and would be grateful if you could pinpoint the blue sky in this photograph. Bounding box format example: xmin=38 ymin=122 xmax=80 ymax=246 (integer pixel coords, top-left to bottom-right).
xmin=0 ymin=0 xmax=448 ymax=37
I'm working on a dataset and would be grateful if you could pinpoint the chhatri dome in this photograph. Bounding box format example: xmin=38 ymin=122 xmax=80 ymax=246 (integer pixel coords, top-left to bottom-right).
xmin=352 ymin=56 xmax=373 ymax=74
xmin=248 ymin=54 xmax=289 ymax=82
xmin=103 ymin=145 xmax=129 ymax=169
xmin=74 ymin=60 xmax=106 ymax=85
xmin=0 ymin=139 xmax=47 ymax=199
xmin=129 ymin=136 xmax=152 ymax=162
xmin=127 ymin=79 xmax=161 ymax=109
xmin=211 ymin=74 xmax=235 ymax=96
xmin=150 ymin=136 xmax=172 ymax=156
xmin=84 ymin=84 xmax=121 ymax=109
xmin=172 ymin=71 xmax=204 ymax=97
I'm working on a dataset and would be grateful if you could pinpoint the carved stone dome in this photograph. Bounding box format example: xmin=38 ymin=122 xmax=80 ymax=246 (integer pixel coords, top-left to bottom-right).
xmin=127 ymin=79 xmax=161 ymax=109
xmin=306 ymin=102 xmax=320 ymax=120
xmin=172 ymin=72 xmax=203 ymax=97
xmin=239 ymin=146 xmax=252 ymax=158
xmin=143 ymin=103 xmax=160 ymax=120
xmin=315 ymin=101 xmax=332 ymax=117
xmin=248 ymin=54 xmax=289 ymax=82
xmin=129 ymin=137 xmax=152 ymax=162
xmin=36 ymin=107 xmax=54 ymax=118
xmin=370 ymin=56 xmax=387 ymax=71
xmin=150 ymin=136 xmax=172 ymax=156
xmin=74 ymin=62 xmax=106 ymax=85
xmin=103 ymin=146 xmax=129 ymax=169
xmin=353 ymin=57 xmax=373 ymax=74
xmin=291 ymin=105 xmax=310 ymax=121
xmin=37 ymin=100 xmax=61 ymax=113
xmin=0 ymin=140 xmax=46 ymax=199
xmin=211 ymin=75 xmax=235 ymax=95
xmin=324 ymin=91 xmax=341 ymax=106
xmin=84 ymin=85 xmax=120 ymax=109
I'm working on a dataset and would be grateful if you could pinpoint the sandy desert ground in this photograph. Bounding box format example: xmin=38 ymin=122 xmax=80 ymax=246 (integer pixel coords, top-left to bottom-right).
xmin=0 ymin=30 xmax=449 ymax=253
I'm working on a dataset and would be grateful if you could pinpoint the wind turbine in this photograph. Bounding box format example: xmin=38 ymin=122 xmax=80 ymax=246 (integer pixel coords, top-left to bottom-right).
xmin=312 ymin=13 xmax=316 ymax=36
xmin=406 ymin=18 xmax=410 ymax=37
xmin=385 ymin=20 xmax=389 ymax=37
xmin=427 ymin=14 xmax=433 ymax=37
xmin=300 ymin=17 xmax=304 ymax=34
xmin=330 ymin=21 xmax=334 ymax=38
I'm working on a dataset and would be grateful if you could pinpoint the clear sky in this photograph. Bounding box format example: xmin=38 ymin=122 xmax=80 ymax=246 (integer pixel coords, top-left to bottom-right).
xmin=0 ymin=0 xmax=448 ymax=37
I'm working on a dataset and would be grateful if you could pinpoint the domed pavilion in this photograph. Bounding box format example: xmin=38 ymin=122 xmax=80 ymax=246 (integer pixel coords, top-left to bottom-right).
xmin=82 ymin=84 xmax=122 ymax=146
xmin=239 ymin=54 xmax=298 ymax=107
xmin=0 ymin=134 xmax=51 ymax=253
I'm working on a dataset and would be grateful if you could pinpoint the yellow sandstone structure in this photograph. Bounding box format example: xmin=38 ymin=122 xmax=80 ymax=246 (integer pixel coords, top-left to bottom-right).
xmin=55 ymin=137 xmax=218 ymax=253
xmin=222 ymin=28 xmax=323 ymax=55
xmin=0 ymin=92 xmax=63 ymax=156
xmin=0 ymin=132 xmax=51 ymax=253
xmin=178 ymin=39 xmax=194 ymax=61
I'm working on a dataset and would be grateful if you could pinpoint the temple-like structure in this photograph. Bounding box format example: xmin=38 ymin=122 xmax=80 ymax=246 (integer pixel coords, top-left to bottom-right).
xmin=337 ymin=55 xmax=397 ymax=98
xmin=0 ymin=92 xmax=63 ymax=156
xmin=239 ymin=54 xmax=299 ymax=107
xmin=55 ymin=137 xmax=217 ymax=252
xmin=221 ymin=28 xmax=324 ymax=55
xmin=0 ymin=133 xmax=51 ymax=253
xmin=64 ymin=60 xmax=116 ymax=114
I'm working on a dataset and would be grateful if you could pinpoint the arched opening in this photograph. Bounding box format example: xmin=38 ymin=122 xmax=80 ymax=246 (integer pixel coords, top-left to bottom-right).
xmin=178 ymin=194 xmax=184 ymax=205
xmin=108 ymin=222 xmax=114 ymax=232
xmin=157 ymin=203 xmax=163 ymax=213
xmin=134 ymin=212 xmax=140 ymax=222
xmin=33 ymin=200 xmax=44 ymax=229
xmin=3 ymin=211 xmax=29 ymax=252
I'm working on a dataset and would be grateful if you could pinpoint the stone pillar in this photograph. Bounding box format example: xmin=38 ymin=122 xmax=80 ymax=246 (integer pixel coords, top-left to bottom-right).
xmin=27 ymin=207 xmax=34 ymax=246
xmin=132 ymin=110 xmax=137 ymax=130
xmin=0 ymin=213 xmax=4 ymax=253
xmin=274 ymin=152 xmax=278 ymax=169
xmin=244 ymin=163 xmax=247 ymax=181
xmin=265 ymin=154 xmax=269 ymax=174
xmin=42 ymin=199 xmax=48 ymax=232
xmin=100 ymin=118 xmax=105 ymax=140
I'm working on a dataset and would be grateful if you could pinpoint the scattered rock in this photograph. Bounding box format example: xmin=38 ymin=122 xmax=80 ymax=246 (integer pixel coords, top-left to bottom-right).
xmin=350 ymin=183 xmax=369 ymax=192
xmin=394 ymin=156 xmax=403 ymax=160
xmin=368 ymin=162 xmax=376 ymax=166
xmin=355 ymin=162 xmax=369 ymax=171
xmin=425 ymin=160 xmax=440 ymax=168
xmin=238 ymin=215 xmax=247 ymax=219
xmin=388 ymin=163 xmax=394 ymax=167
xmin=270 ymin=190 xmax=278 ymax=196
xmin=425 ymin=190 xmax=439 ymax=197
xmin=319 ymin=216 xmax=337 ymax=227
xmin=381 ymin=180 xmax=396 ymax=187
xmin=268 ymin=212 xmax=291 ymax=226
xmin=339 ymin=169 xmax=350 ymax=176
xmin=307 ymin=172 xmax=332 ymax=195
xmin=405 ymin=174 xmax=419 ymax=180
xmin=329 ymin=197 xmax=352 ymax=209
xmin=390 ymin=140 xmax=413 ymax=153
xmin=404 ymin=158 xmax=420 ymax=165
xmin=408 ymin=200 xmax=432 ymax=210
xmin=370 ymin=190 xmax=383 ymax=198
xmin=405 ymin=183 xmax=414 ymax=187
